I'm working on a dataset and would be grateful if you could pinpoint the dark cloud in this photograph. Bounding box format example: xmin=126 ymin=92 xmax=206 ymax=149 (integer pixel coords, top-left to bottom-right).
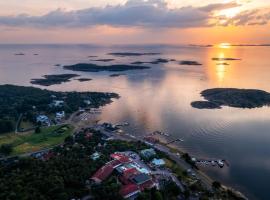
xmin=0 ymin=0 xmax=267 ymax=28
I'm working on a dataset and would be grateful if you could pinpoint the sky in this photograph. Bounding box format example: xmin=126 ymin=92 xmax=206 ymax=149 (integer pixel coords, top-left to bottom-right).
xmin=0 ymin=0 xmax=269 ymax=44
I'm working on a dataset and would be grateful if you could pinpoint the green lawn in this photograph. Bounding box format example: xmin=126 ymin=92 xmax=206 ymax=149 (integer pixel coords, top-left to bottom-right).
xmin=0 ymin=125 xmax=74 ymax=155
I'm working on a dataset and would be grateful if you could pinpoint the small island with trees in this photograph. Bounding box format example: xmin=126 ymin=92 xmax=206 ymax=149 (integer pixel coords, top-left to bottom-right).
xmin=191 ymin=88 xmax=270 ymax=109
xmin=63 ymin=63 xmax=151 ymax=72
xmin=31 ymin=74 xmax=80 ymax=86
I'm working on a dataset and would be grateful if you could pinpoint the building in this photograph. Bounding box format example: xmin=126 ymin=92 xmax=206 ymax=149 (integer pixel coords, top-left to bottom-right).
xmin=91 ymin=152 xmax=101 ymax=161
xmin=56 ymin=111 xmax=65 ymax=119
xmin=119 ymin=184 xmax=140 ymax=199
xmin=151 ymin=158 xmax=165 ymax=167
xmin=36 ymin=115 xmax=50 ymax=125
xmin=140 ymin=148 xmax=156 ymax=159
xmin=131 ymin=173 xmax=152 ymax=185
xmin=52 ymin=100 xmax=64 ymax=107
xmin=91 ymin=159 xmax=121 ymax=183
xmin=84 ymin=100 xmax=91 ymax=105
xmin=111 ymin=153 xmax=132 ymax=164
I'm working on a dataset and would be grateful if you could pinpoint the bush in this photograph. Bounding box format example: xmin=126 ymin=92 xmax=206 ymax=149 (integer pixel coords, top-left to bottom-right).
xmin=0 ymin=144 xmax=13 ymax=155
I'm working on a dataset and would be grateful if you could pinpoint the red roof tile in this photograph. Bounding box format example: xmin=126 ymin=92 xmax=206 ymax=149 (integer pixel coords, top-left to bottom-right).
xmin=91 ymin=160 xmax=121 ymax=182
xmin=139 ymin=180 xmax=155 ymax=191
xmin=110 ymin=153 xmax=131 ymax=163
xmin=119 ymin=184 xmax=140 ymax=199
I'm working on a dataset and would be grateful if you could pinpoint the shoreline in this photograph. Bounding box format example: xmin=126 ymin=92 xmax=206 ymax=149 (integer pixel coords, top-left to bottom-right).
xmin=98 ymin=125 xmax=248 ymax=199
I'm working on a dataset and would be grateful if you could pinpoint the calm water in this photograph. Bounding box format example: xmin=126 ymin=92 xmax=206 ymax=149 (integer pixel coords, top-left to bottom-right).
xmin=1 ymin=44 xmax=270 ymax=199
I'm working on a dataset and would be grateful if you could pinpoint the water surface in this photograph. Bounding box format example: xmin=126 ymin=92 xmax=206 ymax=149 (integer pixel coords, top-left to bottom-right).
xmin=0 ymin=44 xmax=270 ymax=200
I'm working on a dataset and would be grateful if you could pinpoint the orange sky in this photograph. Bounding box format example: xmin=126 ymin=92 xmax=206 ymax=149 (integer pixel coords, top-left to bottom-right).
xmin=0 ymin=0 xmax=269 ymax=44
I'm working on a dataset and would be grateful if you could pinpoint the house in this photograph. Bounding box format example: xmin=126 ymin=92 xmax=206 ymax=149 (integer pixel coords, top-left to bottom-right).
xmin=84 ymin=100 xmax=91 ymax=105
xmin=151 ymin=158 xmax=165 ymax=167
xmin=52 ymin=100 xmax=64 ymax=107
xmin=36 ymin=115 xmax=50 ymax=125
xmin=140 ymin=148 xmax=156 ymax=159
xmin=56 ymin=111 xmax=65 ymax=119
xmin=119 ymin=184 xmax=140 ymax=199
xmin=91 ymin=159 xmax=121 ymax=183
xmin=131 ymin=173 xmax=152 ymax=185
xmin=111 ymin=153 xmax=131 ymax=164
xmin=91 ymin=152 xmax=101 ymax=161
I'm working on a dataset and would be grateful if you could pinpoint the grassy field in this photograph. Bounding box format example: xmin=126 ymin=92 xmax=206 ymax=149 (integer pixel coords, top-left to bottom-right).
xmin=0 ymin=124 xmax=74 ymax=155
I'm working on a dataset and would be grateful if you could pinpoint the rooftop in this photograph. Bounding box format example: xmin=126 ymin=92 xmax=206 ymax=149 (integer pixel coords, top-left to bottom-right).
xmin=119 ymin=184 xmax=140 ymax=199
xmin=132 ymin=173 xmax=151 ymax=185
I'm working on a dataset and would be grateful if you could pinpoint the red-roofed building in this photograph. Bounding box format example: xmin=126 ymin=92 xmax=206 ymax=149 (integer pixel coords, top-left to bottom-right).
xmin=119 ymin=184 xmax=140 ymax=199
xmin=111 ymin=153 xmax=131 ymax=164
xmin=119 ymin=168 xmax=140 ymax=185
xmin=139 ymin=179 xmax=156 ymax=191
xmin=91 ymin=160 xmax=121 ymax=183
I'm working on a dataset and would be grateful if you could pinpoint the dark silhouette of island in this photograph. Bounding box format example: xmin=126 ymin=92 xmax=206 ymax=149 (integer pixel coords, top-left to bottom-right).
xmin=110 ymin=73 xmax=125 ymax=77
xmin=14 ymin=53 xmax=25 ymax=56
xmin=212 ymin=58 xmax=241 ymax=61
xmin=88 ymin=56 xmax=98 ymax=58
xmin=63 ymin=63 xmax=150 ymax=72
xmin=131 ymin=58 xmax=170 ymax=65
xmin=180 ymin=61 xmax=202 ymax=65
xmin=54 ymin=64 xmax=61 ymax=67
xmin=216 ymin=63 xmax=229 ymax=65
xmin=108 ymin=52 xmax=161 ymax=57
xmin=191 ymin=88 xmax=270 ymax=109
xmin=90 ymin=59 xmax=115 ymax=62
xmin=76 ymin=78 xmax=92 ymax=82
xmin=31 ymin=74 xmax=79 ymax=86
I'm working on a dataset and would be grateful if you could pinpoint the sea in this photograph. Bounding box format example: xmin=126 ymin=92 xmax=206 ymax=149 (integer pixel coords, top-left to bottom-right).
xmin=0 ymin=44 xmax=270 ymax=200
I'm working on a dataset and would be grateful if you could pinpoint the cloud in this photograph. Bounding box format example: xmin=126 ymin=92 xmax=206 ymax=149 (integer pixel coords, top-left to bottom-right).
xmin=219 ymin=8 xmax=270 ymax=26
xmin=0 ymin=0 xmax=266 ymax=29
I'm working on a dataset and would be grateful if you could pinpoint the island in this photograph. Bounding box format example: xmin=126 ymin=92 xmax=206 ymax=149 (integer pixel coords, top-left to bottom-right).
xmin=212 ymin=58 xmax=241 ymax=61
xmin=63 ymin=63 xmax=150 ymax=72
xmin=31 ymin=74 xmax=79 ymax=86
xmin=108 ymin=52 xmax=161 ymax=57
xmin=180 ymin=60 xmax=202 ymax=65
xmin=90 ymin=59 xmax=115 ymax=62
xmin=14 ymin=53 xmax=25 ymax=56
xmin=216 ymin=63 xmax=230 ymax=65
xmin=76 ymin=78 xmax=92 ymax=82
xmin=109 ymin=73 xmax=125 ymax=77
xmin=131 ymin=58 xmax=171 ymax=65
xmin=191 ymin=88 xmax=270 ymax=109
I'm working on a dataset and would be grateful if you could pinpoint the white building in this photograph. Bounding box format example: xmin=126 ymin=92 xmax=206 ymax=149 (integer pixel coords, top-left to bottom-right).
xmin=56 ymin=111 xmax=65 ymax=119
xmin=52 ymin=100 xmax=64 ymax=107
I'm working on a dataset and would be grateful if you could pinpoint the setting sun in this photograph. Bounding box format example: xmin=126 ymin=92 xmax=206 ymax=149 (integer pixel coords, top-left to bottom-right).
xmin=218 ymin=43 xmax=231 ymax=48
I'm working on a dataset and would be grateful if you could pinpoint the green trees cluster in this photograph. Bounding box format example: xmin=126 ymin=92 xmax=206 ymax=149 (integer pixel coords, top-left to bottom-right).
xmin=0 ymin=144 xmax=13 ymax=156
xmin=137 ymin=181 xmax=181 ymax=200
xmin=0 ymin=130 xmax=106 ymax=200
xmin=0 ymin=85 xmax=118 ymax=134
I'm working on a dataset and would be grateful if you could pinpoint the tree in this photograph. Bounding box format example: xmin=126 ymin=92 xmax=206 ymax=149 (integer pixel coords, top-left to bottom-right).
xmin=0 ymin=144 xmax=13 ymax=155
xmin=35 ymin=126 xmax=41 ymax=134
xmin=212 ymin=181 xmax=221 ymax=189
xmin=153 ymin=191 xmax=163 ymax=200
